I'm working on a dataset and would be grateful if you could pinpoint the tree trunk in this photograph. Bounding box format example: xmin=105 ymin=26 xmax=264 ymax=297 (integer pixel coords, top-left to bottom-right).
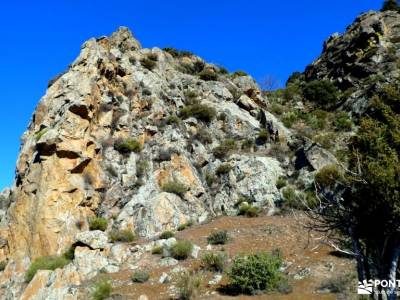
xmin=387 ymin=245 xmax=400 ymax=300
xmin=350 ymin=227 xmax=366 ymax=282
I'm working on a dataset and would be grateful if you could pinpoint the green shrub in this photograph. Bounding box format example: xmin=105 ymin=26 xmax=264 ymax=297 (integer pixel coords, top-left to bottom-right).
xmin=215 ymin=164 xmax=232 ymax=176
xmin=0 ymin=261 xmax=6 ymax=272
xmin=276 ymin=178 xmax=287 ymax=189
xmin=281 ymin=187 xmax=299 ymax=209
xmin=131 ymin=270 xmax=150 ymax=283
xmin=25 ymin=255 xmax=71 ymax=282
xmin=315 ymin=165 xmax=344 ymax=188
xmin=201 ymin=252 xmax=227 ymax=272
xmin=109 ymin=229 xmax=135 ymax=243
xmin=313 ymin=132 xmax=336 ymax=149
xmin=319 ymin=274 xmax=353 ymax=293
xmin=177 ymin=220 xmax=194 ymax=231
xmin=212 ymin=139 xmax=236 ymax=159
xmin=180 ymin=103 xmax=217 ymax=123
xmin=228 ymin=251 xmax=286 ymax=294
xmin=218 ymin=66 xmax=229 ymax=74
xmin=238 ymin=204 xmax=260 ymax=217
xmin=35 ymin=128 xmax=48 ymax=141
xmin=198 ymin=69 xmax=218 ymax=81
xmin=381 ymin=0 xmax=400 ymax=12
xmin=305 ymin=110 xmax=328 ymax=130
xmin=281 ymin=110 xmax=299 ymax=128
xmin=160 ymin=230 xmax=175 ymax=239
xmin=303 ymin=80 xmax=339 ymax=106
xmin=334 ymin=112 xmax=353 ymax=131
xmin=163 ymin=47 xmax=193 ymax=58
xmin=114 ymin=138 xmax=143 ymax=153
xmin=207 ymin=231 xmax=229 ymax=245
xmin=166 ymin=114 xmax=181 ymax=125
xmin=241 ymin=139 xmax=254 ymax=151
xmin=152 ymin=245 xmax=163 ymax=255
xmin=171 ymin=240 xmax=193 ymax=260
xmin=257 ymin=129 xmax=269 ymax=144
xmin=270 ymin=103 xmax=285 ymax=115
xmin=194 ymin=127 xmax=212 ymax=144
xmin=89 ymin=217 xmax=108 ymax=231
xmin=205 ymin=171 xmax=215 ymax=187
xmin=90 ymin=278 xmax=112 ymax=300
xmin=232 ymin=70 xmax=248 ymax=78
xmin=141 ymin=53 xmax=158 ymax=70
xmin=162 ymin=181 xmax=188 ymax=197
xmin=176 ymin=271 xmax=202 ymax=300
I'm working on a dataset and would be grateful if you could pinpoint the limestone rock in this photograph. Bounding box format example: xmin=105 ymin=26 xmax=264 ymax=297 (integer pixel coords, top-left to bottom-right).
xmin=75 ymin=230 xmax=108 ymax=249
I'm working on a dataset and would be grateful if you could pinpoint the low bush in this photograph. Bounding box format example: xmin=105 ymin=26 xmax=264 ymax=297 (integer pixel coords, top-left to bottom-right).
xmin=276 ymin=178 xmax=287 ymax=189
xmin=231 ymin=70 xmax=248 ymax=78
xmin=257 ymin=129 xmax=269 ymax=144
xmin=90 ymin=278 xmax=112 ymax=300
xmin=114 ymin=138 xmax=143 ymax=153
xmin=207 ymin=231 xmax=229 ymax=245
xmin=201 ymin=252 xmax=227 ymax=272
xmin=166 ymin=114 xmax=181 ymax=125
xmin=318 ymin=274 xmax=353 ymax=293
xmin=109 ymin=229 xmax=135 ymax=243
xmin=315 ymin=165 xmax=344 ymax=188
xmin=215 ymin=164 xmax=232 ymax=176
xmin=205 ymin=171 xmax=215 ymax=187
xmin=334 ymin=112 xmax=353 ymax=131
xmin=25 ymin=255 xmax=71 ymax=282
xmin=152 ymin=245 xmax=163 ymax=255
xmin=176 ymin=271 xmax=202 ymax=300
xmin=163 ymin=47 xmax=194 ymax=58
xmin=303 ymin=80 xmax=339 ymax=106
xmin=162 ymin=180 xmax=188 ymax=197
xmin=198 ymin=69 xmax=218 ymax=81
xmin=140 ymin=53 xmax=158 ymax=70
xmin=212 ymin=139 xmax=236 ymax=159
xmin=180 ymin=103 xmax=217 ymax=123
xmin=281 ymin=187 xmax=299 ymax=209
xmin=228 ymin=251 xmax=287 ymax=294
xmin=313 ymin=132 xmax=336 ymax=149
xmin=238 ymin=204 xmax=260 ymax=217
xmin=177 ymin=220 xmax=194 ymax=231
xmin=89 ymin=217 xmax=108 ymax=231
xmin=131 ymin=270 xmax=150 ymax=283
xmin=194 ymin=127 xmax=212 ymax=144
xmin=160 ymin=230 xmax=175 ymax=239
xmin=281 ymin=111 xmax=299 ymax=128
xmin=171 ymin=240 xmax=193 ymax=260
xmin=241 ymin=139 xmax=254 ymax=151
xmin=0 ymin=261 xmax=6 ymax=272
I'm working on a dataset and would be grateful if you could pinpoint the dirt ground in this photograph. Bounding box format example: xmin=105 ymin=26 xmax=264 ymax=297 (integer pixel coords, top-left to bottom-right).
xmin=88 ymin=212 xmax=356 ymax=300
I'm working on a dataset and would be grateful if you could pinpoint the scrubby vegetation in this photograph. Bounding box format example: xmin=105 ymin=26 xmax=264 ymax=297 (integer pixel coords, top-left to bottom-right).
xmin=89 ymin=217 xmax=108 ymax=231
xmin=109 ymin=229 xmax=135 ymax=243
xmin=140 ymin=53 xmax=158 ymax=70
xmin=90 ymin=278 xmax=112 ymax=300
xmin=180 ymin=103 xmax=217 ymax=123
xmin=215 ymin=163 xmax=232 ymax=176
xmin=171 ymin=240 xmax=193 ymax=260
xmin=114 ymin=138 xmax=143 ymax=153
xmin=162 ymin=180 xmax=188 ymax=197
xmin=227 ymin=251 xmax=288 ymax=295
xmin=151 ymin=245 xmax=163 ymax=255
xmin=25 ymin=255 xmax=71 ymax=282
xmin=201 ymin=252 xmax=227 ymax=272
xmin=303 ymin=80 xmax=340 ymax=107
xmin=131 ymin=270 xmax=150 ymax=283
xmin=276 ymin=177 xmax=287 ymax=189
xmin=198 ymin=69 xmax=218 ymax=81
xmin=207 ymin=230 xmax=229 ymax=245
xmin=177 ymin=220 xmax=194 ymax=231
xmin=160 ymin=230 xmax=175 ymax=239
xmin=176 ymin=271 xmax=202 ymax=300
xmin=212 ymin=139 xmax=236 ymax=159
xmin=238 ymin=203 xmax=260 ymax=217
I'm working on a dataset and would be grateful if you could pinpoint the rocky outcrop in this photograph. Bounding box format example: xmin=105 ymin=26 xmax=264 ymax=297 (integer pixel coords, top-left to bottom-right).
xmin=305 ymin=10 xmax=400 ymax=115
xmin=0 ymin=27 xmax=293 ymax=298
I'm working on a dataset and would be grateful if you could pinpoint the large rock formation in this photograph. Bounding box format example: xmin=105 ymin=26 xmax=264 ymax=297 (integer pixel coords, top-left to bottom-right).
xmin=0 ymin=27 xmax=295 ymax=298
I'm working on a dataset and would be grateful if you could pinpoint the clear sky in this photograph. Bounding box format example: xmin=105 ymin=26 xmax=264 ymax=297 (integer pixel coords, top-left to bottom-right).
xmin=0 ymin=0 xmax=383 ymax=190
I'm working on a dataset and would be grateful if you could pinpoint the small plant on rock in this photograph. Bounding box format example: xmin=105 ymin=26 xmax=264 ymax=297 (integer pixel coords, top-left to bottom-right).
xmin=180 ymin=103 xmax=217 ymax=123
xmin=89 ymin=217 xmax=108 ymax=231
xmin=171 ymin=240 xmax=193 ymax=260
xmin=25 ymin=255 xmax=71 ymax=283
xmin=109 ymin=229 xmax=135 ymax=243
xmin=215 ymin=164 xmax=232 ymax=176
xmin=177 ymin=220 xmax=194 ymax=231
xmin=198 ymin=69 xmax=218 ymax=81
xmin=238 ymin=204 xmax=260 ymax=218
xmin=162 ymin=180 xmax=188 ymax=197
xmin=152 ymin=245 xmax=163 ymax=255
xmin=114 ymin=138 xmax=143 ymax=154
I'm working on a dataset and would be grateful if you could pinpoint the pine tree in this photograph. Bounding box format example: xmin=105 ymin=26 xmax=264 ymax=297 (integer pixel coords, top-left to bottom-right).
xmin=381 ymin=0 xmax=400 ymax=12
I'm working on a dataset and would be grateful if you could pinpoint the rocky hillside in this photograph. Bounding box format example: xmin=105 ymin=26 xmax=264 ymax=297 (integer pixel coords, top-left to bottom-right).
xmin=1 ymin=7 xmax=399 ymax=300
xmin=0 ymin=26 xmax=338 ymax=299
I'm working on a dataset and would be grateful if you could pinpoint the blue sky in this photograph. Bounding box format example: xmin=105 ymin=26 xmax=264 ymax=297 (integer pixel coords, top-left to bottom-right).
xmin=0 ymin=0 xmax=383 ymax=190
